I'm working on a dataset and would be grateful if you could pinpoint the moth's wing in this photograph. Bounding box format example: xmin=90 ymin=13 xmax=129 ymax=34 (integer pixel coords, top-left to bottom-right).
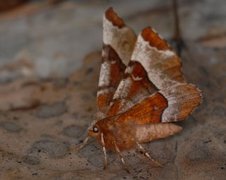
xmin=97 ymin=7 xmax=136 ymax=118
xmin=107 ymin=61 xmax=158 ymax=116
xmin=107 ymin=27 xmax=182 ymax=117
xmin=130 ymin=27 xmax=202 ymax=122
xmin=131 ymin=27 xmax=185 ymax=89
xmin=116 ymin=92 xmax=167 ymax=125
xmin=160 ymin=83 xmax=202 ymax=122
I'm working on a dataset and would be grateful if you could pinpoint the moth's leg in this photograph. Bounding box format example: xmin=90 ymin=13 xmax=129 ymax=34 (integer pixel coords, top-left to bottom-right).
xmin=101 ymin=133 xmax=108 ymax=169
xmin=136 ymin=142 xmax=162 ymax=167
xmin=135 ymin=123 xmax=182 ymax=166
xmin=114 ymin=142 xmax=130 ymax=173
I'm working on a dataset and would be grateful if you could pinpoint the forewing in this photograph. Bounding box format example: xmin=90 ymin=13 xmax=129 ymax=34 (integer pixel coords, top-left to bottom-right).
xmin=116 ymin=92 xmax=168 ymax=125
xmin=131 ymin=27 xmax=185 ymax=89
xmin=130 ymin=27 xmax=202 ymax=122
xmin=97 ymin=8 xmax=136 ymax=118
xmin=107 ymin=61 xmax=157 ymax=116
xmin=107 ymin=27 xmax=183 ymax=117
xmin=99 ymin=10 xmax=201 ymax=122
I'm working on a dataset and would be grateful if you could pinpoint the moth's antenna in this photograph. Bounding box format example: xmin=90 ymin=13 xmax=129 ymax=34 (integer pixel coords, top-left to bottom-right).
xmin=172 ymin=0 xmax=185 ymax=56
xmin=71 ymin=136 xmax=90 ymax=152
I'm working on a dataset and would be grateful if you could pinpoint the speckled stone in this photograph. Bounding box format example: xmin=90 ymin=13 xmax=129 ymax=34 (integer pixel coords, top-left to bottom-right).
xmin=36 ymin=101 xmax=67 ymax=119
xmin=62 ymin=125 xmax=85 ymax=138
xmin=29 ymin=139 xmax=69 ymax=158
xmin=0 ymin=121 xmax=22 ymax=132
xmin=23 ymin=155 xmax=40 ymax=165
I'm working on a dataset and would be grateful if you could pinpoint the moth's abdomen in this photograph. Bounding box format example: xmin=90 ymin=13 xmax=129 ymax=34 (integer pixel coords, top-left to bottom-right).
xmin=135 ymin=123 xmax=182 ymax=143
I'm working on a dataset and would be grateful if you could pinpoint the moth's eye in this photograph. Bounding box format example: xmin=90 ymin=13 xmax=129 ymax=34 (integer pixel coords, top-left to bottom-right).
xmin=93 ymin=126 xmax=99 ymax=133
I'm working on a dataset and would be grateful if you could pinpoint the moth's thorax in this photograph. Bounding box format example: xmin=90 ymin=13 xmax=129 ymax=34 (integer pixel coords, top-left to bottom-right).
xmin=92 ymin=117 xmax=137 ymax=151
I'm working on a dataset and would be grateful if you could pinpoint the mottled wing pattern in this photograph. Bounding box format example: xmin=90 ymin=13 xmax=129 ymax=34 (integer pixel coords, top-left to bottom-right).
xmin=107 ymin=61 xmax=158 ymax=116
xmin=160 ymin=83 xmax=201 ymax=122
xmin=130 ymin=27 xmax=202 ymax=122
xmin=105 ymin=26 xmax=184 ymax=119
xmin=99 ymin=8 xmax=201 ymax=124
xmin=96 ymin=8 xmax=136 ymax=119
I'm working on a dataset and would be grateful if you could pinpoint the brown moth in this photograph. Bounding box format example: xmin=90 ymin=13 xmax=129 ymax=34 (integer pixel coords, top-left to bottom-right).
xmin=78 ymin=7 xmax=202 ymax=169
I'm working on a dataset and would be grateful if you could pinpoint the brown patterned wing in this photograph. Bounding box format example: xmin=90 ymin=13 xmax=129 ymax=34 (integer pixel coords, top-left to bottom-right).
xmin=115 ymin=92 xmax=168 ymax=125
xmin=107 ymin=61 xmax=158 ymax=116
xmin=130 ymin=27 xmax=202 ymax=122
xmin=160 ymin=83 xmax=202 ymax=122
xmin=96 ymin=8 xmax=136 ymax=119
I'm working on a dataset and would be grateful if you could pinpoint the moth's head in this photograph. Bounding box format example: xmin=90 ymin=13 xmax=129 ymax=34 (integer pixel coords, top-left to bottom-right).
xmin=87 ymin=119 xmax=113 ymax=139
xmin=88 ymin=123 xmax=102 ymax=138
xmin=87 ymin=119 xmax=117 ymax=151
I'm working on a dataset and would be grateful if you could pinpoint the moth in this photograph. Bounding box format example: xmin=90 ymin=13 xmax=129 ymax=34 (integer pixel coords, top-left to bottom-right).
xmin=78 ymin=7 xmax=202 ymax=169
